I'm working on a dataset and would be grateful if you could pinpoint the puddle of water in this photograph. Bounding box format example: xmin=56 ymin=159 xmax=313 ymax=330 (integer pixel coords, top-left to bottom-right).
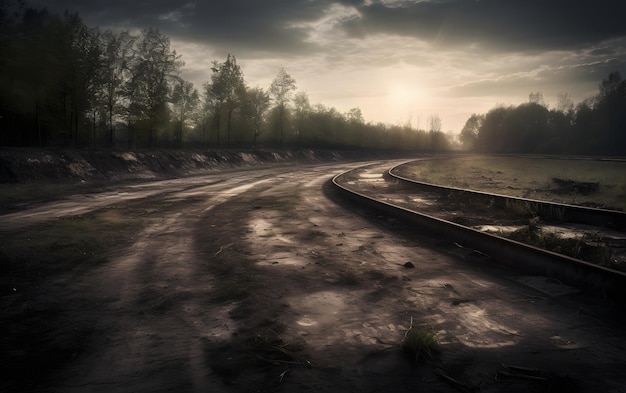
xmin=296 ymin=317 xmax=317 ymax=327
xmin=359 ymin=173 xmax=383 ymax=179
xmin=475 ymin=225 xmax=523 ymax=234
xmin=250 ymin=218 xmax=276 ymax=237
xmin=541 ymin=224 xmax=626 ymax=240
xmin=454 ymin=304 xmax=520 ymax=349
xmin=289 ymin=291 xmax=347 ymax=328
xmin=409 ymin=196 xmax=434 ymax=205
xmin=550 ymin=335 xmax=586 ymax=349
xmin=255 ymin=251 xmax=309 ymax=267
xmin=478 ymin=223 xmax=626 ymax=242
xmin=249 ymin=218 xmax=294 ymax=243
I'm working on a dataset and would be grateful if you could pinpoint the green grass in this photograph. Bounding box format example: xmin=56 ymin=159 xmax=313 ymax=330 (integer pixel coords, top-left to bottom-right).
xmin=259 ymin=230 xmax=277 ymax=238
xmin=400 ymin=318 xmax=439 ymax=362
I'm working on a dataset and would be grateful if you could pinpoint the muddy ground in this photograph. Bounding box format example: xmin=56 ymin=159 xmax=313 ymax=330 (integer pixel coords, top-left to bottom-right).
xmin=1 ymin=152 xmax=626 ymax=392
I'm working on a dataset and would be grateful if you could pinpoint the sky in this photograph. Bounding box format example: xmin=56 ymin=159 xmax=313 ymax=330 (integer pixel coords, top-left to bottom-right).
xmin=28 ymin=0 xmax=626 ymax=132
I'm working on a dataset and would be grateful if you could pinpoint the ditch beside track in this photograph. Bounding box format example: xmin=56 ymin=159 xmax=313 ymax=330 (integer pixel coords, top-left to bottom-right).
xmin=332 ymin=162 xmax=626 ymax=299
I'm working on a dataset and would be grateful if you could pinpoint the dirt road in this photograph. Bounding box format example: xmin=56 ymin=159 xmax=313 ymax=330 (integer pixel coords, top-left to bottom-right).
xmin=2 ymin=160 xmax=626 ymax=392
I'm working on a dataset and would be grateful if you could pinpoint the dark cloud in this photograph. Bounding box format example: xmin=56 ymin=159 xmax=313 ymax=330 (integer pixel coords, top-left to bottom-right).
xmin=25 ymin=0 xmax=626 ymax=55
xmin=24 ymin=0 xmax=626 ymax=60
xmin=448 ymin=56 xmax=626 ymax=100
xmin=344 ymin=0 xmax=626 ymax=51
xmin=27 ymin=0 xmax=357 ymax=55
xmin=160 ymin=0 xmax=328 ymax=54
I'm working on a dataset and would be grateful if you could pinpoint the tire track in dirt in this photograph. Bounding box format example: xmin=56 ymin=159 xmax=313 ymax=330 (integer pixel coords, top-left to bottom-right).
xmin=202 ymin=162 xmax=626 ymax=392
xmin=56 ymin=164 xmax=367 ymax=392
xmin=8 ymin=160 xmax=626 ymax=392
xmin=197 ymin=163 xmax=460 ymax=391
xmin=57 ymin=173 xmax=284 ymax=392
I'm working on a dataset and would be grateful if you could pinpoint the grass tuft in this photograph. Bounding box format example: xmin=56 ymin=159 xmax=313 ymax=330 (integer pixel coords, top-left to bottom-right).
xmin=506 ymin=222 xmax=617 ymax=269
xmin=400 ymin=317 xmax=439 ymax=363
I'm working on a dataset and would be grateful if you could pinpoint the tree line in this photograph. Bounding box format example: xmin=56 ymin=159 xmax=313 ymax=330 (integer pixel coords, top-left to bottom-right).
xmin=459 ymin=72 xmax=626 ymax=155
xmin=0 ymin=3 xmax=450 ymax=151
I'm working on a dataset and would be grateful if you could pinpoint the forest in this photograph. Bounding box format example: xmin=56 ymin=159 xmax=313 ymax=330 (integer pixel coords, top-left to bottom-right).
xmin=459 ymin=73 xmax=626 ymax=155
xmin=0 ymin=4 xmax=448 ymax=151
xmin=1 ymin=3 xmax=623 ymax=155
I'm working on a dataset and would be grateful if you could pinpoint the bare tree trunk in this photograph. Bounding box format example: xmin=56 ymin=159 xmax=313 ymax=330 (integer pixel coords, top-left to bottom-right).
xmin=227 ymin=108 xmax=232 ymax=148
xmin=179 ymin=111 xmax=184 ymax=149
xmin=279 ymin=105 xmax=284 ymax=149
xmin=109 ymin=101 xmax=114 ymax=148
xmin=92 ymin=110 xmax=97 ymax=149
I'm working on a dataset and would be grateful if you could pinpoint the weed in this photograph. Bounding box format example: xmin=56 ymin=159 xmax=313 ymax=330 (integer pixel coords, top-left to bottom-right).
xmin=508 ymin=223 xmax=564 ymax=249
xmin=306 ymin=229 xmax=328 ymax=239
xmin=227 ymin=318 xmax=309 ymax=366
xmin=274 ymin=188 xmax=301 ymax=212
xmin=506 ymin=225 xmax=617 ymax=269
xmin=245 ymin=327 xmax=308 ymax=366
xmin=259 ymin=230 xmax=276 ymax=238
xmin=400 ymin=317 xmax=439 ymax=363
xmin=505 ymin=199 xmax=538 ymax=217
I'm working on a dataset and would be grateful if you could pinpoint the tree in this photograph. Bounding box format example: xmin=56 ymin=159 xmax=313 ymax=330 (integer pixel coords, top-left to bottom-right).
xmin=528 ymin=91 xmax=546 ymax=107
xmin=428 ymin=114 xmax=442 ymax=150
xmin=293 ymin=91 xmax=311 ymax=146
xmin=269 ymin=67 xmax=296 ymax=148
xmin=0 ymin=7 xmax=105 ymax=147
xmin=0 ymin=6 xmax=58 ymax=146
xmin=475 ymin=105 xmax=512 ymax=153
xmin=171 ymin=78 xmax=199 ymax=148
xmin=99 ymin=29 xmax=135 ymax=148
xmin=126 ymin=28 xmax=182 ymax=148
xmin=599 ymin=71 xmax=622 ymax=98
xmin=459 ymin=113 xmax=483 ymax=151
xmin=204 ymin=54 xmax=245 ymax=148
xmin=555 ymin=92 xmax=574 ymax=114
xmin=81 ymin=27 xmax=106 ymax=147
xmin=507 ymin=102 xmax=550 ymax=152
xmin=346 ymin=107 xmax=364 ymax=124
xmin=596 ymin=71 xmax=625 ymax=154
xmin=57 ymin=12 xmax=102 ymax=146
xmin=242 ymin=86 xmax=270 ymax=148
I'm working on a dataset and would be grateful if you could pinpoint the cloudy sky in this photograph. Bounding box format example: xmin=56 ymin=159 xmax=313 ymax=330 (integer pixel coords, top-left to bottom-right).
xmin=30 ymin=0 xmax=626 ymax=132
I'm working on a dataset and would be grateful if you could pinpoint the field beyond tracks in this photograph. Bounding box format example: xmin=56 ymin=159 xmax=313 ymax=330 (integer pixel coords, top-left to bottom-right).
xmin=398 ymin=155 xmax=626 ymax=211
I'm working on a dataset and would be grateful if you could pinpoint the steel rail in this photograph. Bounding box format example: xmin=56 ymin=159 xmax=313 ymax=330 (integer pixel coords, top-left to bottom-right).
xmin=388 ymin=161 xmax=626 ymax=229
xmin=332 ymin=168 xmax=626 ymax=299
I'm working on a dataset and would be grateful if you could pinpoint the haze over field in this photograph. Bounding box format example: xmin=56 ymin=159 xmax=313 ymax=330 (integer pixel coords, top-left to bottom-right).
xmin=27 ymin=0 xmax=626 ymax=132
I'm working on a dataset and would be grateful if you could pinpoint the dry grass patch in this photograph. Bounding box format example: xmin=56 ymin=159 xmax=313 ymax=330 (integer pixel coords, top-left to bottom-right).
xmin=398 ymin=156 xmax=626 ymax=210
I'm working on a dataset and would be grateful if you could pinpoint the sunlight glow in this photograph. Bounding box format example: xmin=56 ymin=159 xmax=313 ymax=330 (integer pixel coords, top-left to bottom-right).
xmin=379 ymin=84 xmax=427 ymax=125
xmin=387 ymin=85 xmax=424 ymax=108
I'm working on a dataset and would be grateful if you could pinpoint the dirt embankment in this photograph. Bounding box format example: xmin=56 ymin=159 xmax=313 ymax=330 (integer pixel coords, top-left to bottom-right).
xmin=0 ymin=148 xmax=399 ymax=184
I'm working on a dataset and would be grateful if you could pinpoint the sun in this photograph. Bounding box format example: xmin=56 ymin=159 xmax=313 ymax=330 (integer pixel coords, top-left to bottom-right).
xmin=382 ymin=85 xmax=426 ymax=123
xmin=387 ymin=85 xmax=424 ymax=108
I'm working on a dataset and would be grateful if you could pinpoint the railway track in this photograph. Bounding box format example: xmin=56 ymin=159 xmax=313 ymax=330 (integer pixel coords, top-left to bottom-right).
xmin=332 ymin=160 xmax=626 ymax=299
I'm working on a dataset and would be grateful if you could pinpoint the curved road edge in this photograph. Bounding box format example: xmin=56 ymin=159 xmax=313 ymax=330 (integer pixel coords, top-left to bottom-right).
xmin=332 ymin=168 xmax=626 ymax=300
